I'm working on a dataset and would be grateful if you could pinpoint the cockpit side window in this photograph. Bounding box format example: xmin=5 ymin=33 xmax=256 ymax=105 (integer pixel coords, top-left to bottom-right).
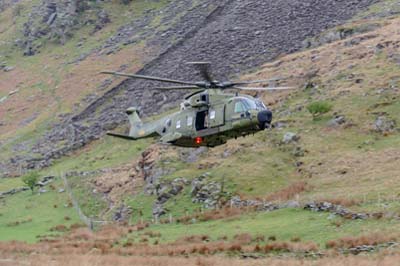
xmin=234 ymin=101 xmax=246 ymax=113
xmin=255 ymin=100 xmax=267 ymax=110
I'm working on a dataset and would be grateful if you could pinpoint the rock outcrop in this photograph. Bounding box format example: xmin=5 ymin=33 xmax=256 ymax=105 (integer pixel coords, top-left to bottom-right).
xmin=0 ymin=187 xmax=29 ymax=198
xmin=304 ymin=201 xmax=380 ymax=220
xmin=18 ymin=0 xmax=111 ymax=55
xmin=373 ymin=116 xmax=397 ymax=134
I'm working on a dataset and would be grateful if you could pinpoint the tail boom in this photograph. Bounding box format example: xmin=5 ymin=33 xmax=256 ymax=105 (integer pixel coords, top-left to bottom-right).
xmin=106 ymin=132 xmax=138 ymax=140
xmin=107 ymin=107 xmax=160 ymax=141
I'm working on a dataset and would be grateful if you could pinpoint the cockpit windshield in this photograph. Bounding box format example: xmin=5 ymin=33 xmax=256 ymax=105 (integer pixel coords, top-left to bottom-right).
xmin=240 ymin=98 xmax=266 ymax=111
xmin=234 ymin=97 xmax=267 ymax=113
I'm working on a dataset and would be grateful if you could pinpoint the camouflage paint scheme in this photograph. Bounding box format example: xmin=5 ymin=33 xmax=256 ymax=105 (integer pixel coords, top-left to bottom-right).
xmin=103 ymin=63 xmax=288 ymax=148
xmin=108 ymin=89 xmax=272 ymax=148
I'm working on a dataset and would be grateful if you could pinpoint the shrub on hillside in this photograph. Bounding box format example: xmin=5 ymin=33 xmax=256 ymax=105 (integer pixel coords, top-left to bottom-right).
xmin=307 ymin=101 xmax=332 ymax=118
xmin=21 ymin=171 xmax=39 ymax=194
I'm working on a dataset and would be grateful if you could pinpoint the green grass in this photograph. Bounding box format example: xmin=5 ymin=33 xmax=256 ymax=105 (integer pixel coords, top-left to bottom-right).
xmin=0 ymin=137 xmax=147 ymax=243
xmin=163 ymin=187 xmax=203 ymax=219
xmin=1 ymin=0 xmax=400 ymax=246
xmin=0 ymin=177 xmax=24 ymax=191
xmin=67 ymin=175 xmax=108 ymax=219
xmin=134 ymin=208 xmax=400 ymax=246
xmin=210 ymin=142 xmax=298 ymax=197
xmin=0 ymin=178 xmax=79 ymax=243
xmin=355 ymin=0 xmax=400 ymax=19
xmin=349 ymin=198 xmax=400 ymax=213
xmin=126 ymin=192 xmax=157 ymax=223
xmin=0 ymin=114 xmax=61 ymax=162
xmin=46 ymin=137 xmax=151 ymax=174
xmin=150 ymin=130 xmax=299 ymax=198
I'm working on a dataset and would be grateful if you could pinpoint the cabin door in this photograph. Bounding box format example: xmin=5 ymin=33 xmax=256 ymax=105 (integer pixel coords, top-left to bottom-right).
xmin=195 ymin=110 xmax=208 ymax=131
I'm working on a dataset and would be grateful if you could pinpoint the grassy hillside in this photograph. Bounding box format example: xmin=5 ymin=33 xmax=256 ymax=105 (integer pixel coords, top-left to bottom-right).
xmin=0 ymin=0 xmax=400 ymax=264
xmin=0 ymin=0 xmax=169 ymax=163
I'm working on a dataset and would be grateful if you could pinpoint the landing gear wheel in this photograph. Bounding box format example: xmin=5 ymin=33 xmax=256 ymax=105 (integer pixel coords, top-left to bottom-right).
xmin=264 ymin=122 xmax=272 ymax=130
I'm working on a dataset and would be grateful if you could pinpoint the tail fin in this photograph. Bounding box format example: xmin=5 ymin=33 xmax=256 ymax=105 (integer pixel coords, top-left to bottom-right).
xmin=107 ymin=107 xmax=159 ymax=141
xmin=126 ymin=107 xmax=159 ymax=138
xmin=126 ymin=107 xmax=142 ymax=136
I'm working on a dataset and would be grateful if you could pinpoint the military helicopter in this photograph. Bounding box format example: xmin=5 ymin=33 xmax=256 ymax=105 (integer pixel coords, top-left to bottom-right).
xmin=101 ymin=62 xmax=292 ymax=148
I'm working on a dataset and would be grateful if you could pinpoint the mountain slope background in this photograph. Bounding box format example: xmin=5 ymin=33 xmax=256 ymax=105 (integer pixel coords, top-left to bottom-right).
xmin=0 ymin=0 xmax=381 ymax=174
xmin=1 ymin=0 xmax=400 ymax=265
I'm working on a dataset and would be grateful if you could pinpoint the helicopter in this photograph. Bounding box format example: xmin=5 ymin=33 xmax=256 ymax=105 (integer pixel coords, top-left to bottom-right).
xmin=101 ymin=62 xmax=292 ymax=148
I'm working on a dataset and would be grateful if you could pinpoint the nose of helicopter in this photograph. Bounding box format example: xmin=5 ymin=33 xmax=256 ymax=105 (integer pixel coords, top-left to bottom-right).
xmin=257 ymin=110 xmax=272 ymax=129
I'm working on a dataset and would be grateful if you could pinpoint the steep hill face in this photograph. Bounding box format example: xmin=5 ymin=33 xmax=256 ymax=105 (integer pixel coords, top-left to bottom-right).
xmin=0 ymin=0 xmax=378 ymax=175
xmin=1 ymin=1 xmax=400 ymax=260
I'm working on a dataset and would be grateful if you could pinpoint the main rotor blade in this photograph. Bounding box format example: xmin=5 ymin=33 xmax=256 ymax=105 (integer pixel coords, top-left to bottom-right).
xmin=231 ymin=78 xmax=287 ymax=86
xmin=153 ymin=86 xmax=201 ymax=90
xmin=187 ymin=62 xmax=214 ymax=83
xmin=101 ymin=71 xmax=199 ymax=86
xmin=234 ymin=86 xmax=295 ymax=91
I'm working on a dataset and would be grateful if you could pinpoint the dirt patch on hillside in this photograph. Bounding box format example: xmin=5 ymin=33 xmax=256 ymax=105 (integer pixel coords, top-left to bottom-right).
xmin=92 ymin=165 xmax=143 ymax=204
xmin=91 ymin=145 xmax=162 ymax=203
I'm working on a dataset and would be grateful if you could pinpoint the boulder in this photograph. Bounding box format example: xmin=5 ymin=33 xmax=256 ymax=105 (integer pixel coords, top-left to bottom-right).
xmin=374 ymin=116 xmax=396 ymax=133
xmin=93 ymin=9 xmax=111 ymax=32
xmin=0 ymin=187 xmax=29 ymax=198
xmin=292 ymin=146 xmax=305 ymax=157
xmin=3 ymin=66 xmax=14 ymax=72
xmin=327 ymin=115 xmax=346 ymax=127
xmin=304 ymin=201 xmax=369 ymax=220
xmin=282 ymin=132 xmax=300 ymax=144
xmin=152 ymin=202 xmax=166 ymax=218
xmin=112 ymin=204 xmax=133 ymax=222
xmin=229 ymin=196 xmax=280 ymax=212
xmin=157 ymin=192 xmax=172 ymax=204
xmin=348 ymin=245 xmax=376 ymax=255
xmin=38 ymin=188 xmax=47 ymax=194
xmin=151 ymin=177 xmax=188 ymax=218
xmin=36 ymin=175 xmax=55 ymax=187
xmin=191 ymin=176 xmax=223 ymax=208
xmin=169 ymin=184 xmax=183 ymax=196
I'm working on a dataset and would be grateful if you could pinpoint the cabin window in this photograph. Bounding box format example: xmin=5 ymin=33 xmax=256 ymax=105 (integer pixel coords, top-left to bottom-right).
xmin=187 ymin=116 xmax=193 ymax=127
xmin=201 ymin=94 xmax=209 ymax=103
xmin=176 ymin=120 xmax=181 ymax=129
xmin=209 ymin=110 xmax=216 ymax=120
xmin=234 ymin=101 xmax=245 ymax=113
xmin=166 ymin=119 xmax=172 ymax=127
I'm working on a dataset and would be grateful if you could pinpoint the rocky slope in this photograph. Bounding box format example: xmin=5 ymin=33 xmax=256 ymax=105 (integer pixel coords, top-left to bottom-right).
xmin=0 ymin=0 xmax=379 ymax=175
xmin=1 ymin=2 xmax=400 ymax=260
